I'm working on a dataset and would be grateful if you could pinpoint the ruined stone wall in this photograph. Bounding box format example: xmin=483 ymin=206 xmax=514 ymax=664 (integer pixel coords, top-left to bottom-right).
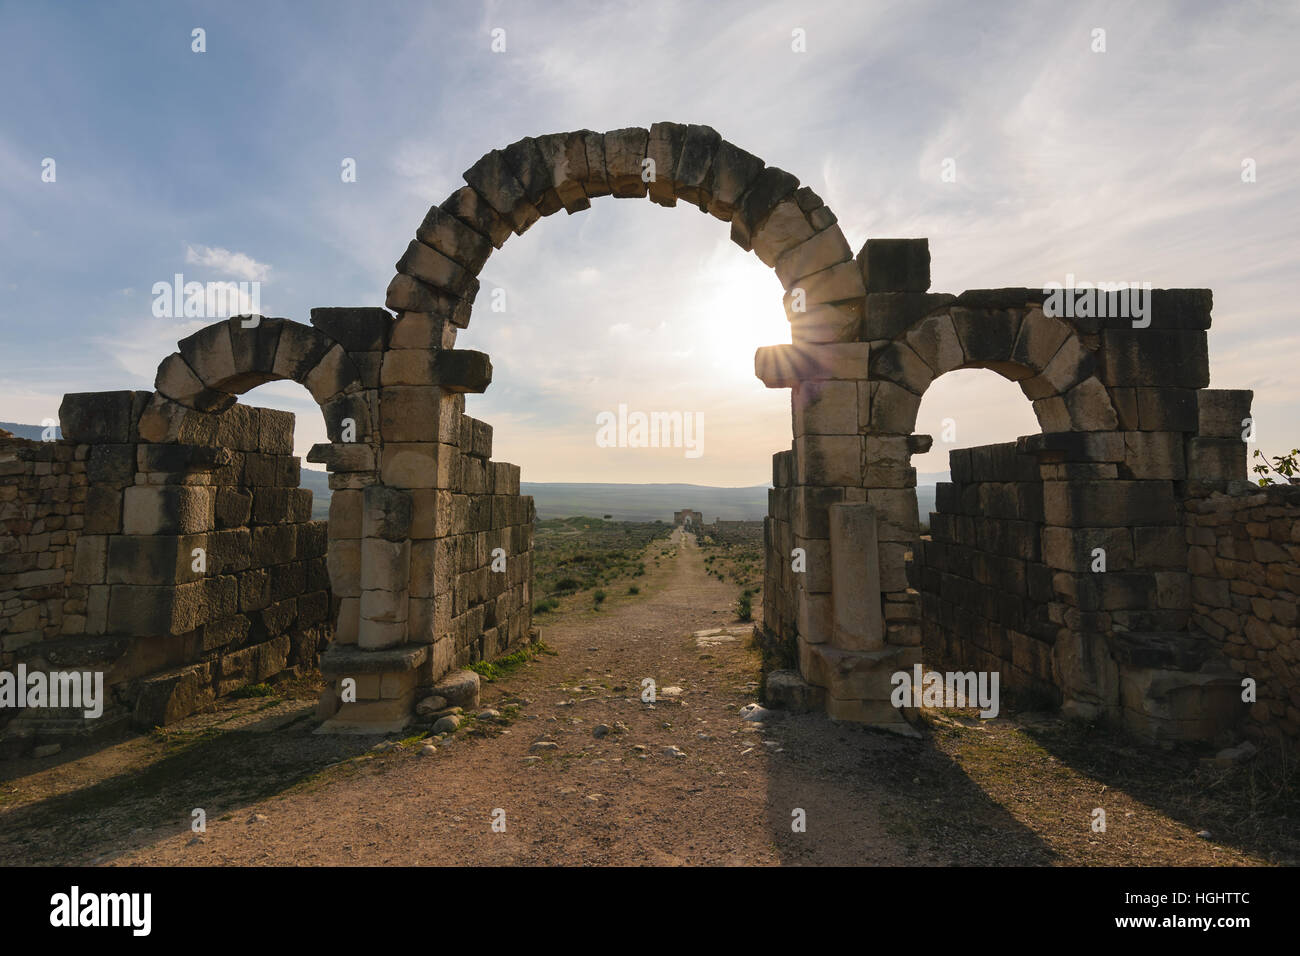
xmin=913 ymin=441 xmax=1058 ymax=702
xmin=0 ymin=431 xmax=86 ymax=674
xmin=1 ymin=393 xmax=332 ymax=753
xmin=441 ymin=415 xmax=534 ymax=669
xmin=1186 ymin=482 xmax=1300 ymax=740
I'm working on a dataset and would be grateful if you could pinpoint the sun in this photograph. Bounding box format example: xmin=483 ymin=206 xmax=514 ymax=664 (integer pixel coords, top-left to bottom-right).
xmin=692 ymin=250 xmax=792 ymax=383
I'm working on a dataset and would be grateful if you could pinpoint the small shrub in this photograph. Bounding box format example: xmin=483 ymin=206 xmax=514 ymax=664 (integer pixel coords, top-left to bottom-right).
xmin=627 ymin=585 xmax=640 ymax=595
xmin=736 ymin=591 xmax=753 ymax=621
xmin=593 ymin=589 xmax=607 ymax=606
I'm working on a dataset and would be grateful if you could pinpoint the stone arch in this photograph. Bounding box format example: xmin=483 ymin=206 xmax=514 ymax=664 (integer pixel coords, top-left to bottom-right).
xmin=383 ymin=124 xmax=865 ymax=345
xmin=141 ymin=316 xmax=373 ymax=445
xmin=867 ymin=305 xmax=1119 ymax=437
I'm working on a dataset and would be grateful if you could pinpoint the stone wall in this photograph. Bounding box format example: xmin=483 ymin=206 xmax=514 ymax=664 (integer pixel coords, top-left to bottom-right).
xmin=1186 ymin=481 xmax=1300 ymax=740
xmin=0 ymin=395 xmax=332 ymax=755
xmin=0 ymin=430 xmax=86 ymax=669
xmin=913 ymin=441 xmax=1058 ymax=703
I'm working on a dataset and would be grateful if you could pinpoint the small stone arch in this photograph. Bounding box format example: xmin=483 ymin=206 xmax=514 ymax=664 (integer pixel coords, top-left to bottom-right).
xmin=141 ymin=316 xmax=373 ymax=445
xmin=383 ymin=124 xmax=866 ymax=345
xmin=867 ymin=304 xmax=1119 ymax=436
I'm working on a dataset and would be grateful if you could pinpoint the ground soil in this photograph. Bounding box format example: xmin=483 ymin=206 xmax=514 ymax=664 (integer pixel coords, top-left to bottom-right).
xmin=0 ymin=528 xmax=1292 ymax=866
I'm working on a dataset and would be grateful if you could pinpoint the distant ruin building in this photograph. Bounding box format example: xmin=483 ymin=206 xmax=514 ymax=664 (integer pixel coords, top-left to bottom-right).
xmin=674 ymin=509 xmax=704 ymax=529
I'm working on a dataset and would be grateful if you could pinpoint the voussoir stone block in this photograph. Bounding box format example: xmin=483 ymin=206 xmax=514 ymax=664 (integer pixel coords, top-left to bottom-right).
xmin=534 ymin=131 xmax=592 ymax=213
xmin=706 ymin=140 xmax=765 ymax=222
xmin=578 ymin=129 xmax=611 ymax=198
xmin=645 ymin=121 xmax=686 ymax=207
xmin=463 ymin=148 xmax=540 ymax=235
xmin=385 ymin=274 xmax=475 ymax=321
xmin=440 ymin=184 xmax=513 ymax=249
xmin=303 ymin=344 xmax=362 ymax=404
xmin=751 ymin=198 xmax=816 ymax=268
xmin=904 ymin=312 xmax=964 ymax=375
xmin=1063 ymin=377 xmax=1119 ymax=431
xmin=154 ymin=353 xmax=236 ymax=413
xmin=674 ymin=123 xmax=722 ymax=209
xmin=731 ymin=166 xmax=799 ymax=252
xmin=603 ymin=127 xmax=650 ymax=198
xmin=224 ymin=316 xmax=284 ymax=390
xmin=416 ymin=203 xmax=494 ymax=272
xmin=870 ymin=340 xmax=934 ymax=395
xmin=271 ymin=320 xmax=334 ymax=383
xmin=774 ymin=224 xmax=853 ymax=289
xmin=784 ymin=261 xmax=867 ymax=318
xmin=396 ymin=240 xmax=477 ymax=297
xmin=1021 ymin=331 xmax=1094 ymax=398
xmin=1010 ymin=308 xmax=1072 ymax=374
xmin=502 ymin=136 xmax=562 ymax=217
xmin=178 ymin=322 xmax=238 ymax=392
xmin=950 ymin=306 xmax=1025 ymax=369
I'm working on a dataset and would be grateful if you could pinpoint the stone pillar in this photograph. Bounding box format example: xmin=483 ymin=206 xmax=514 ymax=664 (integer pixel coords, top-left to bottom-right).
xmin=829 ymin=502 xmax=883 ymax=650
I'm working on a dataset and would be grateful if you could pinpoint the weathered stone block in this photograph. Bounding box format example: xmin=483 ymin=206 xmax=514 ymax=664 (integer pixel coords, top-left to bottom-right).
xmin=502 ymin=136 xmax=562 ymax=217
xmin=857 ymin=239 xmax=930 ymax=293
xmin=603 ymin=127 xmax=650 ymax=198
xmin=706 ymin=140 xmax=764 ymax=221
xmin=749 ymin=197 xmax=814 ymax=267
xmin=1099 ymin=329 xmax=1210 ymax=388
xmin=122 ymin=485 xmax=215 ymax=535
xmin=755 ymin=342 xmax=870 ymax=387
xmin=645 ymin=121 xmax=686 ymax=207
xmin=396 ymin=240 xmax=476 ymax=297
xmin=462 ymin=148 xmax=539 ymax=234
xmin=792 ymin=380 xmax=858 ymax=436
xmin=59 ymin=391 xmax=138 ymax=444
xmin=416 ymin=203 xmax=494 ymax=271
xmin=673 ymin=123 xmax=722 ymax=208
xmin=441 ymin=184 xmax=513 ymax=249
xmin=829 ymin=503 xmax=884 ymax=651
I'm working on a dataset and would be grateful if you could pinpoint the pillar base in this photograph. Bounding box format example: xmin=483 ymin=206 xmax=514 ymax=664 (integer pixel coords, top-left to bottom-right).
xmin=315 ymin=643 xmax=429 ymax=734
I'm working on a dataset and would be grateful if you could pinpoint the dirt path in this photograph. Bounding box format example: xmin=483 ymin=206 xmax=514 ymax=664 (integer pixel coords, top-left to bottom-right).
xmin=1 ymin=528 xmax=1281 ymax=866
xmin=97 ymin=528 xmax=922 ymax=866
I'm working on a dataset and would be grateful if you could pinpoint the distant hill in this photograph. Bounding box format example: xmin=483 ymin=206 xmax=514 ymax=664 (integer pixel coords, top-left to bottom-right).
xmin=524 ymin=482 xmax=769 ymax=522
xmin=299 ymin=467 xmax=332 ymax=520
xmin=0 ymin=422 xmax=57 ymax=441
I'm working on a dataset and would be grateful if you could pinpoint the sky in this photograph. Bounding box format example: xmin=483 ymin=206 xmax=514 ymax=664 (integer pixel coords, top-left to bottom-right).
xmin=1 ymin=0 xmax=1297 ymax=484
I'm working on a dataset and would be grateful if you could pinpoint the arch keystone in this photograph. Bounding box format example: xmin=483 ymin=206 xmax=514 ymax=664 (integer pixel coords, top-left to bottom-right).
xmin=603 ymin=127 xmax=650 ymax=198
xmin=646 ymin=121 xmax=687 ymax=207
xmin=674 ymin=123 xmax=722 ymax=209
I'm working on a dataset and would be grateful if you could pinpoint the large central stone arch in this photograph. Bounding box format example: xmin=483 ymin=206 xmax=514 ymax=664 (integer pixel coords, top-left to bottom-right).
xmin=383 ymin=124 xmax=865 ymax=346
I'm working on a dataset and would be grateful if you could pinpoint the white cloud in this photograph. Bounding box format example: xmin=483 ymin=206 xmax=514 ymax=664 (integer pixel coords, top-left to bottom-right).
xmin=184 ymin=244 xmax=272 ymax=283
